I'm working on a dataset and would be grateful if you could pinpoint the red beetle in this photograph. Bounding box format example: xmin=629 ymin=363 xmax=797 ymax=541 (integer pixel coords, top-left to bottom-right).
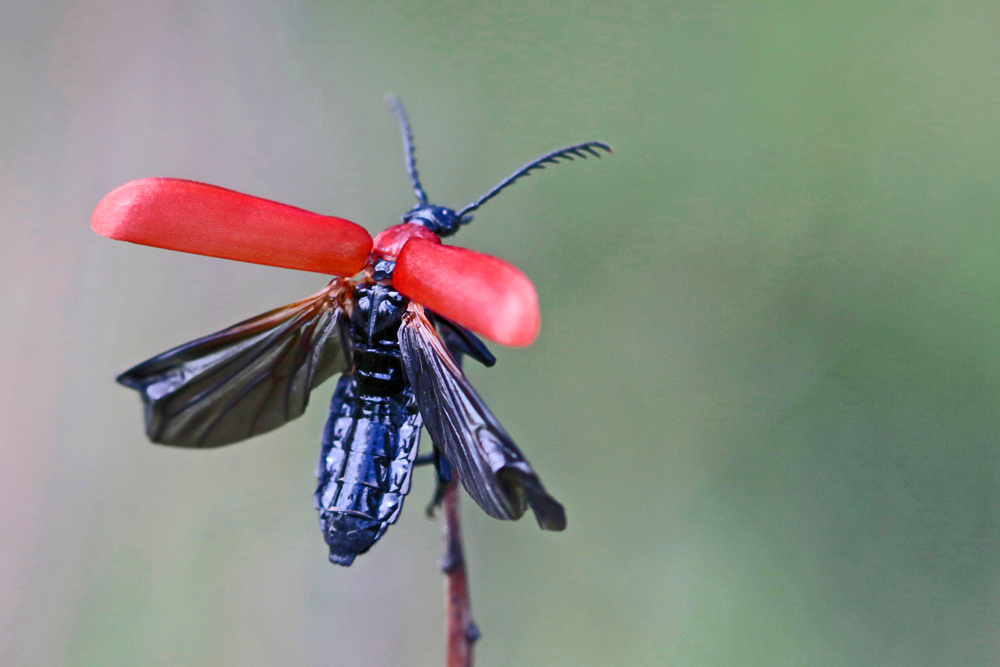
xmin=94 ymin=98 xmax=610 ymax=565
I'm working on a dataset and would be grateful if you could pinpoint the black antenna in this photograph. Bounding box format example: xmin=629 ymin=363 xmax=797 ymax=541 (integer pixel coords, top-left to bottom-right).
xmin=386 ymin=96 xmax=428 ymax=205
xmin=456 ymin=141 xmax=611 ymax=219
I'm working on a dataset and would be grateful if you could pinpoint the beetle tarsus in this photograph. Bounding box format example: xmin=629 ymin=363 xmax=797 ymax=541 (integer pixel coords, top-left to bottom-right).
xmin=426 ymin=480 xmax=448 ymax=518
xmin=465 ymin=621 xmax=481 ymax=643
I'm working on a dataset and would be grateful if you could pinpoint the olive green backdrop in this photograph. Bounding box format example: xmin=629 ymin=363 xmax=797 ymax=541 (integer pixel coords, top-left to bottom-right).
xmin=2 ymin=1 xmax=999 ymax=665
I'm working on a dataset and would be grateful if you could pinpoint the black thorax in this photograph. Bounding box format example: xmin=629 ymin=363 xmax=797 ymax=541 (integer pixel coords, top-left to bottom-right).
xmin=348 ymin=282 xmax=408 ymax=397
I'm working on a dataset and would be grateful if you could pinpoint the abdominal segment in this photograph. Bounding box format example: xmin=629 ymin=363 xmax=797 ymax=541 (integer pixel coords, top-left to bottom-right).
xmin=314 ymin=373 xmax=422 ymax=566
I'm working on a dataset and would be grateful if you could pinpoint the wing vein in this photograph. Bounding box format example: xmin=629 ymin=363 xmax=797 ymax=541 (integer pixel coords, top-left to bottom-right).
xmin=118 ymin=280 xmax=351 ymax=448
xmin=399 ymin=302 xmax=565 ymax=530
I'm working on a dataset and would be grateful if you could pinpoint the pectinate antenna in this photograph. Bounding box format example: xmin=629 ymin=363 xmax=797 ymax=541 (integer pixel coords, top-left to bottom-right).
xmin=386 ymin=95 xmax=429 ymax=205
xmin=456 ymin=141 xmax=612 ymax=220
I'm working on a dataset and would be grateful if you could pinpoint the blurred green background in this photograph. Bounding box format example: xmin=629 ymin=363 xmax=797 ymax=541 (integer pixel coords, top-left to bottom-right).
xmin=3 ymin=1 xmax=1000 ymax=665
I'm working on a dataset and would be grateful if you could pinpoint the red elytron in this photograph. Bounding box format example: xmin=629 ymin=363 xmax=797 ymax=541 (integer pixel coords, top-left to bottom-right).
xmin=94 ymin=97 xmax=609 ymax=566
xmin=93 ymin=178 xmax=542 ymax=347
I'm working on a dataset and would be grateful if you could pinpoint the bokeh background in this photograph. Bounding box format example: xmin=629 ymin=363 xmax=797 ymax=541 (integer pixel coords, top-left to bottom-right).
xmin=3 ymin=1 xmax=1000 ymax=665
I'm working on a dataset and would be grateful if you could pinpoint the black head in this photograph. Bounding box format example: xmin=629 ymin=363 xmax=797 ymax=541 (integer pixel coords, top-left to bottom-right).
xmin=402 ymin=204 xmax=470 ymax=237
xmin=387 ymin=96 xmax=611 ymax=239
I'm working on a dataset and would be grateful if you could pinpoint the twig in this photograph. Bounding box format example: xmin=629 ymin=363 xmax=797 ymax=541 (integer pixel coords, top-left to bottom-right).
xmin=437 ymin=323 xmax=481 ymax=666
xmin=442 ymin=480 xmax=480 ymax=667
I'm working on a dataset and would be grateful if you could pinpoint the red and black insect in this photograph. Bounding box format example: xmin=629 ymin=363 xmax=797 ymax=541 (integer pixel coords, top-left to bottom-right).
xmin=93 ymin=98 xmax=610 ymax=565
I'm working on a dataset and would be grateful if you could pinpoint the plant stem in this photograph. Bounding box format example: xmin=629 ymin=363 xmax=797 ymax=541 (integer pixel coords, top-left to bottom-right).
xmin=442 ymin=480 xmax=479 ymax=667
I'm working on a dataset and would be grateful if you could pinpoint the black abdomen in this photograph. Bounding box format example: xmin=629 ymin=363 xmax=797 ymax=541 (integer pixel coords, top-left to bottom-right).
xmin=314 ymin=283 xmax=422 ymax=566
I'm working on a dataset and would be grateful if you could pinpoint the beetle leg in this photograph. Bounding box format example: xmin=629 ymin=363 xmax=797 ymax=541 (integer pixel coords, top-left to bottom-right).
xmin=426 ymin=482 xmax=447 ymax=517
xmin=433 ymin=313 xmax=496 ymax=367
xmin=425 ymin=448 xmax=454 ymax=517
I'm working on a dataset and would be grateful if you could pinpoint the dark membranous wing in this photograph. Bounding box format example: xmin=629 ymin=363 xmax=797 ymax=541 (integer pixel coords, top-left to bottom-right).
xmin=399 ymin=302 xmax=566 ymax=530
xmin=117 ymin=279 xmax=352 ymax=448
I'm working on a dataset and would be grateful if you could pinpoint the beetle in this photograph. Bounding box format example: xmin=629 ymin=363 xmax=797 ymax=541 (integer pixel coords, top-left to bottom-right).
xmin=92 ymin=98 xmax=610 ymax=565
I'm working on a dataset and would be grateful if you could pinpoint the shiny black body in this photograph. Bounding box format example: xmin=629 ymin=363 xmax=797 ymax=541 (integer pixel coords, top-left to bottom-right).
xmin=313 ymin=283 xmax=422 ymax=565
xmin=115 ymin=99 xmax=602 ymax=567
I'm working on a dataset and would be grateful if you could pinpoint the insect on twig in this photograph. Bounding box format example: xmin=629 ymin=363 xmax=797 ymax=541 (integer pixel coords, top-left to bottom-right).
xmin=91 ymin=97 xmax=610 ymax=664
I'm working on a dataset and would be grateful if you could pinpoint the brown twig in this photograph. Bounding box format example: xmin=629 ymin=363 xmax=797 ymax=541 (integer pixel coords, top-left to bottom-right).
xmin=442 ymin=480 xmax=480 ymax=667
